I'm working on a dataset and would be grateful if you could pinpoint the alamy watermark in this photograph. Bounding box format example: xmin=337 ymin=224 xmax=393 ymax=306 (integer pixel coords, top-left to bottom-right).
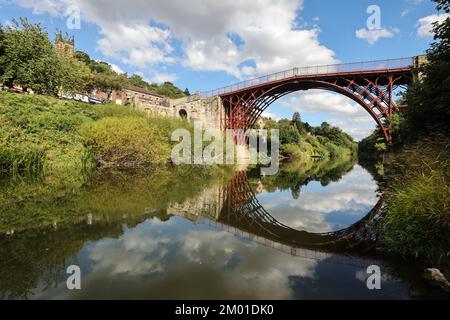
xmin=366 ymin=265 xmax=382 ymax=290
xmin=366 ymin=5 xmax=382 ymax=31
xmin=66 ymin=265 xmax=81 ymax=290
xmin=65 ymin=5 xmax=81 ymax=30
xmin=171 ymin=122 xmax=280 ymax=175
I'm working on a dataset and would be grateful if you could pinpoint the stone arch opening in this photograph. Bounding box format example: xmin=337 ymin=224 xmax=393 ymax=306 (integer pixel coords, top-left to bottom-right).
xmin=179 ymin=109 xmax=188 ymax=119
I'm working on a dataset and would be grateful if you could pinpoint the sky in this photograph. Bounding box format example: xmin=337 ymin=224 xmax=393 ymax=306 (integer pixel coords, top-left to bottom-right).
xmin=0 ymin=0 xmax=447 ymax=140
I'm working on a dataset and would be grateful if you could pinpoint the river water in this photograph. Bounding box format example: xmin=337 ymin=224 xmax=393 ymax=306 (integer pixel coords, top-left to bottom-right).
xmin=0 ymin=159 xmax=446 ymax=299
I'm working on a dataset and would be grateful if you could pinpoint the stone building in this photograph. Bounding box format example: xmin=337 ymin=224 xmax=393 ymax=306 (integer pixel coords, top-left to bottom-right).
xmin=55 ymin=32 xmax=75 ymax=57
xmin=170 ymin=94 xmax=224 ymax=130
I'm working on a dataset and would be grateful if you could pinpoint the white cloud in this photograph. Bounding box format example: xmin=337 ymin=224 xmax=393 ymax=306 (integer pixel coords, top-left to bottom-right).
xmin=280 ymin=91 xmax=360 ymax=115
xmin=15 ymin=0 xmax=337 ymax=78
xmin=151 ymin=72 xmax=178 ymax=84
xmin=277 ymin=90 xmax=376 ymax=140
xmin=401 ymin=0 xmax=426 ymax=17
xmin=355 ymin=27 xmax=399 ymax=45
xmin=261 ymin=111 xmax=281 ymax=121
xmin=109 ymin=63 xmax=125 ymax=75
xmin=416 ymin=14 xmax=450 ymax=38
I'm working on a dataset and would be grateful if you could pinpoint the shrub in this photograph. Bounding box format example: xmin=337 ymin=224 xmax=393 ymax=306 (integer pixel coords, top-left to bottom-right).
xmin=79 ymin=117 xmax=172 ymax=167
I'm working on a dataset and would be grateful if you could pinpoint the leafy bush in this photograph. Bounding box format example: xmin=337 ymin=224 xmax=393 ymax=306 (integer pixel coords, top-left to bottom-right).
xmin=79 ymin=117 xmax=172 ymax=167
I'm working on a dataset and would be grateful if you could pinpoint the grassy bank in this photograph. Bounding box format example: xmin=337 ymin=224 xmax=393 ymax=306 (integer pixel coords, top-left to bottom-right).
xmin=0 ymin=91 xmax=192 ymax=173
xmin=381 ymin=137 xmax=450 ymax=268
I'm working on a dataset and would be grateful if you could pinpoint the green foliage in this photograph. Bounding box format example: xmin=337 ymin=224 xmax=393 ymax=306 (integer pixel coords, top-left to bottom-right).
xmin=150 ymin=81 xmax=187 ymax=99
xmin=128 ymin=74 xmax=149 ymax=88
xmin=0 ymin=26 xmax=5 ymax=76
xmin=404 ymin=0 xmax=450 ymax=137
xmin=279 ymin=122 xmax=301 ymax=145
xmin=0 ymin=17 xmax=186 ymax=100
xmin=261 ymin=113 xmax=356 ymax=161
xmin=0 ymin=91 xmax=193 ymax=173
xmin=57 ymin=54 xmax=93 ymax=95
xmin=74 ymin=50 xmax=91 ymax=64
xmin=1 ymin=18 xmax=60 ymax=95
xmin=358 ymin=128 xmax=388 ymax=160
xmin=79 ymin=117 xmax=172 ymax=167
xmin=382 ymin=137 xmax=450 ymax=267
xmin=91 ymin=73 xmax=124 ymax=99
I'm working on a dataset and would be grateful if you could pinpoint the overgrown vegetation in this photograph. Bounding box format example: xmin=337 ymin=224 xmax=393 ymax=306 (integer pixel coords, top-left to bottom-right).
xmin=359 ymin=0 xmax=450 ymax=267
xmin=0 ymin=91 xmax=191 ymax=173
xmin=382 ymin=138 xmax=450 ymax=267
xmin=262 ymin=112 xmax=358 ymax=161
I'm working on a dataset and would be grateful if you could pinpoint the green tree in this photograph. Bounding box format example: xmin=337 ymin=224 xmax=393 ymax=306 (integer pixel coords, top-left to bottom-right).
xmin=184 ymin=88 xmax=191 ymax=96
xmin=92 ymin=73 xmax=123 ymax=100
xmin=88 ymin=60 xmax=115 ymax=75
xmin=405 ymin=0 xmax=450 ymax=136
xmin=292 ymin=112 xmax=307 ymax=136
xmin=74 ymin=50 xmax=91 ymax=64
xmin=152 ymin=82 xmax=186 ymax=99
xmin=1 ymin=18 xmax=60 ymax=95
xmin=128 ymin=74 xmax=149 ymax=88
xmin=57 ymin=54 xmax=93 ymax=95
xmin=0 ymin=26 xmax=5 ymax=77
xmin=279 ymin=122 xmax=301 ymax=145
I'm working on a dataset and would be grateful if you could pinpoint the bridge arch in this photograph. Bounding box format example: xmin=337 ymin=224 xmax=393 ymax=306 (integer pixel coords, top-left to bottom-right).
xmin=221 ymin=171 xmax=384 ymax=253
xmin=212 ymin=58 xmax=414 ymax=144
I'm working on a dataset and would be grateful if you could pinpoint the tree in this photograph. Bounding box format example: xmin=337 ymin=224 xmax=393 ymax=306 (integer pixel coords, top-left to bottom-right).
xmin=151 ymin=81 xmax=186 ymax=99
xmin=405 ymin=0 xmax=450 ymax=135
xmin=0 ymin=26 xmax=5 ymax=77
xmin=292 ymin=112 xmax=307 ymax=136
xmin=128 ymin=74 xmax=150 ymax=88
xmin=184 ymin=88 xmax=191 ymax=96
xmin=92 ymin=73 xmax=123 ymax=100
xmin=279 ymin=123 xmax=301 ymax=145
xmin=74 ymin=50 xmax=91 ymax=64
xmin=57 ymin=54 xmax=93 ymax=95
xmin=1 ymin=18 xmax=60 ymax=95
xmin=88 ymin=60 xmax=115 ymax=75
xmin=292 ymin=112 xmax=301 ymax=123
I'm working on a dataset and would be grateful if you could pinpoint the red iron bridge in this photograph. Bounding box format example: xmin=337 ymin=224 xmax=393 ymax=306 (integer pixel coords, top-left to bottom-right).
xmin=201 ymin=56 xmax=421 ymax=144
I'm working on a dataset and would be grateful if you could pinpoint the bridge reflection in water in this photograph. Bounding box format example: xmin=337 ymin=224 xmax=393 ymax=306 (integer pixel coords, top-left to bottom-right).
xmin=168 ymin=171 xmax=384 ymax=266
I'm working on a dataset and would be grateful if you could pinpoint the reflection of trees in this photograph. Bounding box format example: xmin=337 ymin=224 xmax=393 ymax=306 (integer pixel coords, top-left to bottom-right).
xmin=0 ymin=220 xmax=131 ymax=299
xmin=248 ymin=156 xmax=357 ymax=194
xmin=0 ymin=166 xmax=233 ymax=299
xmin=0 ymin=166 xmax=230 ymax=234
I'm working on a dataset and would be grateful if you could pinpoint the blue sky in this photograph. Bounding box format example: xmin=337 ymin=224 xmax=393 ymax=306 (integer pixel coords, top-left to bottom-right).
xmin=0 ymin=0 xmax=446 ymax=139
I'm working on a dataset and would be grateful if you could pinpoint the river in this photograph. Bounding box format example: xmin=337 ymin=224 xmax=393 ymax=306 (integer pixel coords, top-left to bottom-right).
xmin=0 ymin=159 xmax=446 ymax=299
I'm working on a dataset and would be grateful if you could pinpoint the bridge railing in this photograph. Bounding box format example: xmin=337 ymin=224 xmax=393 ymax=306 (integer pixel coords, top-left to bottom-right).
xmin=201 ymin=57 xmax=414 ymax=98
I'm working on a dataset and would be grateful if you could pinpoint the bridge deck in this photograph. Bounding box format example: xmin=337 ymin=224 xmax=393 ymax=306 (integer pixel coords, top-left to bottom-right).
xmin=201 ymin=57 xmax=414 ymax=98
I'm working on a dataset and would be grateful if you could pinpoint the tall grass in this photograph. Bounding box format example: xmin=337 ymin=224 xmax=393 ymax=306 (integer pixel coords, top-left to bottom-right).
xmin=382 ymin=136 xmax=450 ymax=267
xmin=0 ymin=147 xmax=46 ymax=174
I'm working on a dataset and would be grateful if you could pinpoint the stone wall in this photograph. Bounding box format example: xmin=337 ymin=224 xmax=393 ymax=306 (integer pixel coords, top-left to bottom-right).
xmin=167 ymin=184 xmax=226 ymax=222
xmin=130 ymin=92 xmax=224 ymax=131
xmin=170 ymin=94 xmax=224 ymax=130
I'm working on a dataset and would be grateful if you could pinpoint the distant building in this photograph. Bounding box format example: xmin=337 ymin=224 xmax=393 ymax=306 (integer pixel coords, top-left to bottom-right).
xmin=55 ymin=32 xmax=75 ymax=57
xmin=255 ymin=117 xmax=269 ymax=129
xmin=122 ymin=86 xmax=167 ymax=107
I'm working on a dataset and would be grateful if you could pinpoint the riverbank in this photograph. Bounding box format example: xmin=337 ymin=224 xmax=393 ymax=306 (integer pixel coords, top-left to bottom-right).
xmin=381 ymin=137 xmax=450 ymax=270
xmin=0 ymin=91 xmax=195 ymax=174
